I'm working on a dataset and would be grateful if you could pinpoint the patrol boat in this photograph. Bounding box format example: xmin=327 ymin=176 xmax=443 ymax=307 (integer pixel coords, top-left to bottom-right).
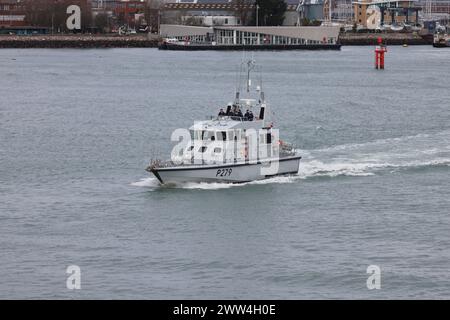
xmin=146 ymin=60 xmax=301 ymax=184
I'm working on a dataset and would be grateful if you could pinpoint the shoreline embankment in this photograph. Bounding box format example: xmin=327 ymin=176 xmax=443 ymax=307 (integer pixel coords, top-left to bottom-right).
xmin=339 ymin=32 xmax=431 ymax=45
xmin=0 ymin=34 xmax=159 ymax=48
xmin=0 ymin=32 xmax=432 ymax=49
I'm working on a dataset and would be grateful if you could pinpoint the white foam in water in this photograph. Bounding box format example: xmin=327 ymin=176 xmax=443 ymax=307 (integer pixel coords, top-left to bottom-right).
xmin=130 ymin=177 xmax=160 ymax=188
xmin=298 ymin=129 xmax=450 ymax=179
xmin=181 ymin=182 xmax=242 ymax=190
xmin=132 ymin=130 xmax=450 ymax=190
xmin=130 ymin=175 xmax=299 ymax=190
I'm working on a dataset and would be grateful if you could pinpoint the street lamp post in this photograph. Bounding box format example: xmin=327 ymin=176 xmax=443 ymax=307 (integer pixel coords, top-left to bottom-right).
xmin=158 ymin=9 xmax=161 ymax=35
xmin=256 ymin=3 xmax=259 ymax=27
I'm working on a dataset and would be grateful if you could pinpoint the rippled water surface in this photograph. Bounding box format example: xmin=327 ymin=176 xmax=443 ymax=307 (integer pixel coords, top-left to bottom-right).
xmin=0 ymin=47 xmax=449 ymax=299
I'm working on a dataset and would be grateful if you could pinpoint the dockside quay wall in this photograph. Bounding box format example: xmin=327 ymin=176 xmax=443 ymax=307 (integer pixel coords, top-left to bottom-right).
xmin=0 ymin=35 xmax=159 ymax=48
xmin=339 ymin=32 xmax=431 ymax=45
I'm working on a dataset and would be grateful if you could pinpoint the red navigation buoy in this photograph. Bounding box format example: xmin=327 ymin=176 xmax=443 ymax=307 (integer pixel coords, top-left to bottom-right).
xmin=375 ymin=37 xmax=387 ymax=70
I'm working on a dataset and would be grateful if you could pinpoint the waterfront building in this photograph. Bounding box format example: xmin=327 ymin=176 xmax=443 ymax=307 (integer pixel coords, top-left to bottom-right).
xmin=418 ymin=0 xmax=450 ymax=18
xmin=213 ymin=25 xmax=339 ymax=44
xmin=297 ymin=0 xmax=325 ymax=24
xmin=353 ymin=0 xmax=422 ymax=29
xmin=334 ymin=0 xmax=354 ymax=22
xmin=0 ymin=0 xmax=26 ymax=27
xmin=159 ymin=24 xmax=340 ymax=45
xmin=162 ymin=1 xmax=301 ymax=26
xmin=108 ymin=0 xmax=146 ymax=29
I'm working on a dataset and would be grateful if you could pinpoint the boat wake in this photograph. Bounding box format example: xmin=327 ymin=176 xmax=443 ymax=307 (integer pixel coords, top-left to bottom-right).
xmin=300 ymin=130 xmax=450 ymax=179
xmin=130 ymin=175 xmax=299 ymax=190
xmin=131 ymin=130 xmax=450 ymax=190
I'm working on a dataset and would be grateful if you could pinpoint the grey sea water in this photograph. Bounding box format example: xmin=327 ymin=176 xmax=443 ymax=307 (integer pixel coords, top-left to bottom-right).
xmin=0 ymin=47 xmax=449 ymax=299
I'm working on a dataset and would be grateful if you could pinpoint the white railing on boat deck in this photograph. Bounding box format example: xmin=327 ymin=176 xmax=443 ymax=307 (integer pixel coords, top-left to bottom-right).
xmin=209 ymin=115 xmax=259 ymax=122
xmin=147 ymin=143 xmax=297 ymax=170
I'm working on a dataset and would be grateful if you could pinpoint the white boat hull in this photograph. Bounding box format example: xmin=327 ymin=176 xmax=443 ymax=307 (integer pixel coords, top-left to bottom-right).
xmin=149 ymin=156 xmax=301 ymax=184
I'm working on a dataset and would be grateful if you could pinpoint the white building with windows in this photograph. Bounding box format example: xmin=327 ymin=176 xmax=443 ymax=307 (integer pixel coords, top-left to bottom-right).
xmin=160 ymin=24 xmax=340 ymax=45
xmin=214 ymin=26 xmax=340 ymax=45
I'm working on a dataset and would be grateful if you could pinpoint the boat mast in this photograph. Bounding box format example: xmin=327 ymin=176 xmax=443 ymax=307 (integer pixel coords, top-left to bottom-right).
xmin=246 ymin=59 xmax=255 ymax=93
xmin=235 ymin=59 xmax=266 ymax=108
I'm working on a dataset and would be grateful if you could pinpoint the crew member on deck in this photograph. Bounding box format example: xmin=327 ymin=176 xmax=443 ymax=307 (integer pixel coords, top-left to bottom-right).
xmin=218 ymin=108 xmax=225 ymax=116
xmin=230 ymin=105 xmax=238 ymax=116
xmin=248 ymin=110 xmax=254 ymax=121
xmin=244 ymin=110 xmax=250 ymax=120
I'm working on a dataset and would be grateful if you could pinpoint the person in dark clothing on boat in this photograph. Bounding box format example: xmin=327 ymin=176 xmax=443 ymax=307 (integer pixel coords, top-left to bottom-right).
xmin=248 ymin=110 xmax=254 ymax=121
xmin=236 ymin=109 xmax=243 ymax=118
xmin=230 ymin=105 xmax=238 ymax=116
xmin=244 ymin=110 xmax=250 ymax=120
xmin=218 ymin=108 xmax=226 ymax=116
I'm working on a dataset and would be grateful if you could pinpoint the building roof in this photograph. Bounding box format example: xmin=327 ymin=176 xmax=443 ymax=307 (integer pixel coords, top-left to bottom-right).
xmin=169 ymin=0 xmax=300 ymax=3
xmin=163 ymin=3 xmax=299 ymax=11
xmin=352 ymin=0 xmax=418 ymax=4
xmin=197 ymin=0 xmax=233 ymax=3
xmin=0 ymin=0 xmax=21 ymax=3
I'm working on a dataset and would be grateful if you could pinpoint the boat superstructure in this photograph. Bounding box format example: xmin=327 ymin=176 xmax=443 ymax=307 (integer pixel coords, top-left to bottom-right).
xmin=146 ymin=60 xmax=301 ymax=184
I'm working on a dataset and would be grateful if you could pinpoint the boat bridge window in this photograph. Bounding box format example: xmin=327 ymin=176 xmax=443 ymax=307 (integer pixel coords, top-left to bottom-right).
xmin=201 ymin=131 xmax=216 ymax=141
xmin=199 ymin=146 xmax=207 ymax=153
xmin=260 ymin=133 xmax=266 ymax=144
xmin=194 ymin=130 xmax=229 ymax=141
xmin=194 ymin=130 xmax=215 ymax=141
xmin=187 ymin=145 xmax=194 ymax=151
xmin=214 ymin=147 xmax=222 ymax=153
xmin=233 ymin=130 xmax=241 ymax=141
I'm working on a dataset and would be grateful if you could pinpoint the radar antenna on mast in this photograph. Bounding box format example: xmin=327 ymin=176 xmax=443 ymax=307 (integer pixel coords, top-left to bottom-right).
xmin=234 ymin=57 xmax=265 ymax=107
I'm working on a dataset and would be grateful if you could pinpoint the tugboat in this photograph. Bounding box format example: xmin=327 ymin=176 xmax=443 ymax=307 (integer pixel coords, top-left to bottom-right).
xmin=146 ymin=60 xmax=301 ymax=184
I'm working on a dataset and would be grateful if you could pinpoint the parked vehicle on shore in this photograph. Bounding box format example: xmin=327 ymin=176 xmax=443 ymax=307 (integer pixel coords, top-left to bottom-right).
xmin=433 ymin=24 xmax=450 ymax=47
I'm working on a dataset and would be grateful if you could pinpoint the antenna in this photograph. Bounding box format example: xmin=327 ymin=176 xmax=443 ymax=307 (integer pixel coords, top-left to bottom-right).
xmin=246 ymin=59 xmax=255 ymax=93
